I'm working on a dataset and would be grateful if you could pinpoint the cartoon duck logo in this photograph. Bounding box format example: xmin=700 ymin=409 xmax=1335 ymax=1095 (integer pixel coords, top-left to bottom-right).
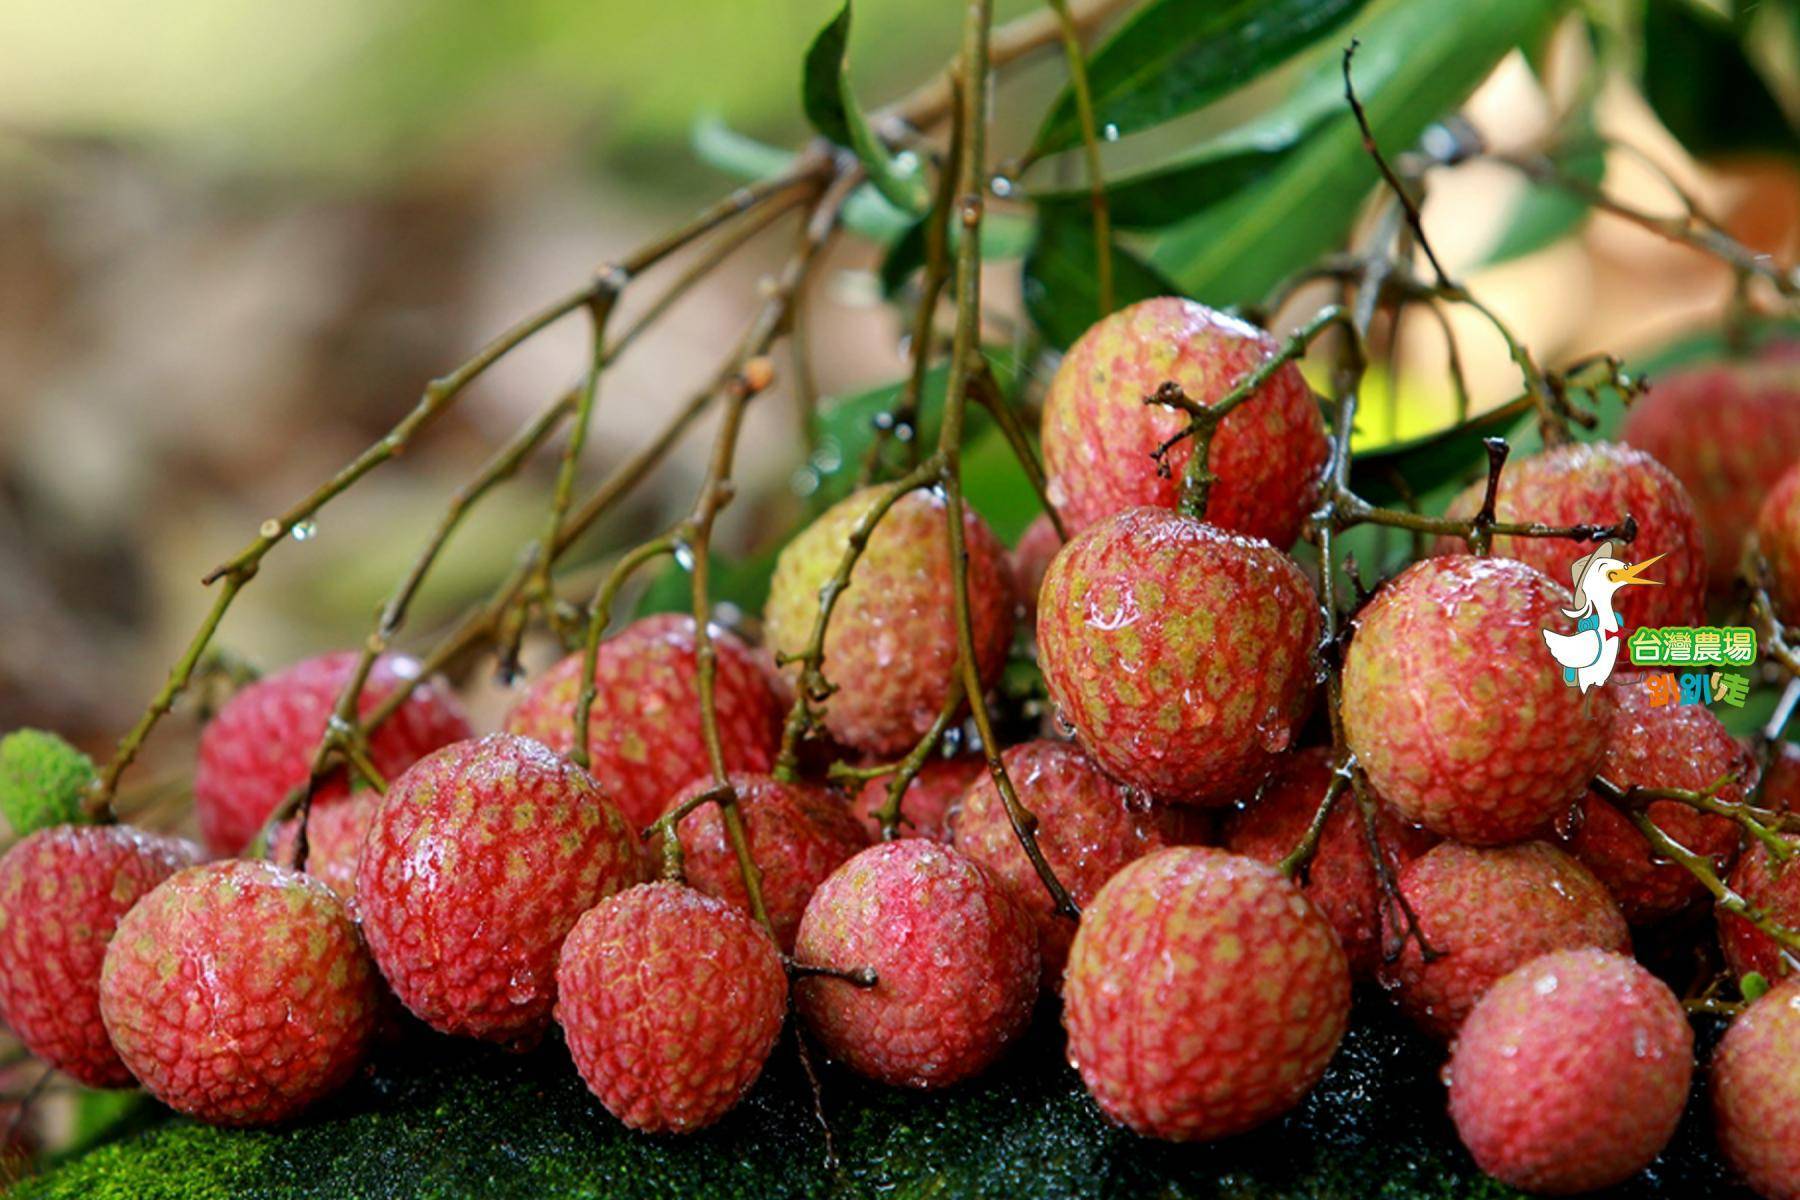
xmin=1541 ymin=541 xmax=1664 ymax=693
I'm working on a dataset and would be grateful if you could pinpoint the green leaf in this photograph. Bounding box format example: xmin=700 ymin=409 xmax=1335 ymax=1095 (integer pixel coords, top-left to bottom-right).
xmin=1641 ymin=0 xmax=1800 ymax=160
xmin=1151 ymin=0 xmax=1566 ymax=306
xmin=1023 ymin=211 xmax=1181 ymax=349
xmin=800 ymin=3 xmax=929 ymax=213
xmin=1484 ymin=125 xmax=1605 ymax=265
xmin=1031 ymin=0 xmax=1372 ymax=157
xmin=1348 ymin=395 xmax=1534 ymax=505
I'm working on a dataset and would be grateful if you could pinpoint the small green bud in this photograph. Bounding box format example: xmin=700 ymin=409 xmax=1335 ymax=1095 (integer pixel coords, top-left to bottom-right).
xmin=1743 ymin=972 xmax=1771 ymax=1003
xmin=0 ymin=729 xmax=99 ymax=836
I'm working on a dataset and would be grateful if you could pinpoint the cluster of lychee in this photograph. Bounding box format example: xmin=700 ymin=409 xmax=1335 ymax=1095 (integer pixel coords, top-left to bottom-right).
xmin=4 ymin=301 xmax=1800 ymax=1196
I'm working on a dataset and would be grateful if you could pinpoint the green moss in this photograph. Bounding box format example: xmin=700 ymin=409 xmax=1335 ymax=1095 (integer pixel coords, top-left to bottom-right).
xmin=18 ymin=997 xmax=1749 ymax=1199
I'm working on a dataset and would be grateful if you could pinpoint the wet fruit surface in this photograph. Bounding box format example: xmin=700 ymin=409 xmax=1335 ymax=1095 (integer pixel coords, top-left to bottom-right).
xmin=1712 ymin=974 xmax=1800 ymax=1200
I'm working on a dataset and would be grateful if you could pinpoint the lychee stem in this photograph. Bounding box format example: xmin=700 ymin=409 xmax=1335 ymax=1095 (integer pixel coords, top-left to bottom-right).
xmin=1624 ymin=806 xmax=1800 ymax=960
xmin=1277 ymin=763 xmax=1347 ymax=881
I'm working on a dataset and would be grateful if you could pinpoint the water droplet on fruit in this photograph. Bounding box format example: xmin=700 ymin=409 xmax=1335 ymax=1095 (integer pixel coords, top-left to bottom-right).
xmin=1553 ymin=803 xmax=1585 ymax=839
xmin=1534 ymin=973 xmax=1558 ymax=996
xmin=1052 ymin=708 xmax=1077 ymax=738
xmin=1438 ymin=1063 xmax=1453 ymax=1087
xmin=1633 ymin=1028 xmax=1650 ymax=1058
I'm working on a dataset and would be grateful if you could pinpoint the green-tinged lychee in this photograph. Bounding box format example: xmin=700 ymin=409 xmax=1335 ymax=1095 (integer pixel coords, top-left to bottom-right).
xmin=0 ymin=730 xmax=96 ymax=837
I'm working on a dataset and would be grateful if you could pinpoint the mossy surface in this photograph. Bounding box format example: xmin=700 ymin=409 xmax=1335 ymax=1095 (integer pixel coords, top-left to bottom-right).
xmin=16 ymin=995 xmax=1751 ymax=1200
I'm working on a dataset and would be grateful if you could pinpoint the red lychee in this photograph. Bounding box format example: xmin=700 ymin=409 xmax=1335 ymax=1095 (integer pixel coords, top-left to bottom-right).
xmin=848 ymin=755 xmax=985 ymax=842
xmin=194 ymin=651 xmax=471 ymax=855
xmin=99 ymin=860 xmax=381 ymax=1126
xmin=555 ymin=882 xmax=787 ymax=1133
xmin=1382 ymin=841 xmax=1629 ymax=1040
xmin=1561 ymin=681 xmax=1749 ymax=922
xmin=1341 ymin=555 xmax=1609 ymax=845
xmin=1434 ymin=441 xmax=1706 ymax=630
xmin=661 ymin=772 xmax=869 ymax=952
xmin=1713 ymin=974 xmax=1800 ymax=1200
xmin=1718 ymin=833 xmax=1800 ymax=983
xmin=1062 ymin=846 xmax=1349 ymax=1141
xmin=0 ymin=825 xmax=199 ymax=1087
xmin=793 ymin=840 xmax=1037 ymax=1089
xmin=269 ymin=792 xmax=379 ymax=908
xmin=1762 ymin=741 xmax=1800 ymax=814
xmin=1221 ymin=747 xmax=1437 ymax=979
xmin=1008 ymin=512 xmax=1064 ymax=625
xmin=1622 ymin=362 xmax=1800 ymax=587
xmin=503 ymin=614 xmax=783 ymax=829
xmin=356 ymin=733 xmax=640 ymax=1047
xmin=1759 ymin=459 xmax=1800 ymax=623
xmin=1447 ymin=947 xmax=1692 ymax=1195
xmin=1036 ymin=507 xmax=1318 ymax=806
xmin=763 ymin=487 xmax=1013 ymax=756
xmin=951 ymin=739 xmax=1168 ymax=985
xmin=1040 ymin=297 xmax=1327 ymax=546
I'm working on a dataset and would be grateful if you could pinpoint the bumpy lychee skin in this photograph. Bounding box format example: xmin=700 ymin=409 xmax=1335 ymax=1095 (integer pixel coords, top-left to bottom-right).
xmin=1342 ymin=556 xmax=1608 ymax=845
xmin=1714 ymin=974 xmax=1800 ymax=1200
xmin=849 ymin=755 xmax=985 ymax=842
xmin=1064 ymin=846 xmax=1349 ymax=1141
xmin=1008 ymin=512 xmax=1064 ymax=626
xmin=1562 ymin=682 xmax=1749 ymax=922
xmin=1222 ymin=747 xmax=1437 ymax=979
xmin=1383 ymin=841 xmax=1629 ymax=1041
xmin=503 ymin=615 xmax=783 ymax=829
xmin=952 ymin=739 xmax=1168 ymax=985
xmin=555 ymin=883 xmax=787 ymax=1133
xmin=662 ymin=773 xmax=868 ymax=952
xmin=0 ymin=826 xmax=199 ymax=1087
xmin=195 ymin=651 xmax=471 ymax=855
xmin=1759 ymin=460 xmax=1800 ymax=624
xmin=1037 ymin=507 xmax=1318 ymax=805
xmin=793 ymin=841 xmax=1037 ymax=1089
xmin=1622 ymin=363 xmax=1800 ymax=587
xmin=1435 ymin=441 xmax=1706 ymax=630
xmin=1040 ymin=297 xmax=1327 ymax=545
xmin=1718 ymin=833 xmax=1800 ymax=983
xmin=269 ymin=792 xmax=379 ymax=909
xmin=1448 ymin=948 xmax=1692 ymax=1195
xmin=1762 ymin=741 xmax=1800 ymax=815
xmin=356 ymin=734 xmax=640 ymax=1047
xmin=99 ymin=860 xmax=381 ymax=1126
xmin=764 ymin=487 xmax=1013 ymax=756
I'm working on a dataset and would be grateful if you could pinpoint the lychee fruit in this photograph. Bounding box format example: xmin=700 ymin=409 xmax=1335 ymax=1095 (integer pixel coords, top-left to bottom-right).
xmin=1008 ymin=512 xmax=1064 ymax=625
xmin=661 ymin=773 xmax=868 ymax=952
xmin=1341 ymin=555 xmax=1609 ymax=845
xmin=194 ymin=651 xmax=471 ymax=855
xmin=1759 ymin=459 xmax=1800 ymax=623
xmin=1040 ymin=297 xmax=1327 ymax=545
xmin=793 ymin=840 xmax=1037 ymax=1088
xmin=99 ymin=860 xmax=381 ymax=1125
xmin=1622 ymin=362 xmax=1800 ymax=587
xmin=951 ymin=739 xmax=1168 ymax=985
xmin=268 ymin=792 xmax=379 ymax=908
xmin=1713 ymin=973 xmax=1800 ymax=1200
xmin=356 ymin=733 xmax=640 ymax=1047
xmin=1036 ymin=507 xmax=1318 ymax=805
xmin=1434 ymin=441 xmax=1706 ymax=630
xmin=764 ymin=486 xmax=1013 ymax=756
xmin=1062 ymin=846 xmax=1349 ymax=1141
xmin=555 ymin=882 xmax=787 ymax=1133
xmin=1447 ymin=947 xmax=1692 ymax=1194
xmin=1381 ymin=841 xmax=1630 ymax=1040
xmin=1561 ymin=681 xmax=1749 ymax=922
xmin=0 ymin=825 xmax=199 ymax=1087
xmin=1718 ymin=833 xmax=1800 ymax=983
xmin=503 ymin=614 xmax=784 ymax=829
xmin=848 ymin=754 xmax=985 ymax=842
xmin=1761 ymin=741 xmax=1800 ymax=814
xmin=1221 ymin=747 xmax=1437 ymax=978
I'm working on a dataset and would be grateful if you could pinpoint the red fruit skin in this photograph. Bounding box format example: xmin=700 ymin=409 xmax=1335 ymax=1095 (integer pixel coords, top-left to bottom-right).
xmin=1434 ymin=441 xmax=1706 ymax=630
xmin=764 ymin=487 xmax=1014 ymax=756
xmin=1383 ymin=841 xmax=1629 ymax=1041
xmin=1622 ymin=363 xmax=1800 ymax=587
xmin=1759 ymin=460 xmax=1800 ymax=624
xmin=1008 ymin=512 xmax=1065 ymax=626
xmin=0 ymin=826 xmax=200 ymax=1087
xmin=194 ymin=652 xmax=470 ymax=856
xmin=1719 ymin=834 xmax=1800 ymax=982
xmin=1762 ymin=742 xmax=1800 ymax=815
xmin=555 ymin=883 xmax=787 ymax=1133
xmin=1561 ymin=682 xmax=1748 ymax=922
xmin=794 ymin=841 xmax=1038 ymax=1089
xmin=356 ymin=734 xmax=641 ymax=1047
xmin=1222 ymin=747 xmax=1437 ymax=979
xmin=1063 ymin=847 xmax=1349 ymax=1141
xmin=1041 ymin=297 xmax=1327 ymax=546
xmin=99 ymin=860 xmax=381 ymax=1126
xmin=1342 ymin=556 xmax=1609 ymax=845
xmin=1714 ymin=974 xmax=1800 ymax=1200
xmin=662 ymin=773 xmax=869 ymax=953
xmin=503 ymin=615 xmax=783 ymax=829
xmin=1448 ymin=948 xmax=1692 ymax=1195
xmin=952 ymin=739 xmax=1169 ymax=986
xmin=269 ymin=792 xmax=379 ymax=909
xmin=849 ymin=756 xmax=985 ymax=842
xmin=1037 ymin=508 xmax=1319 ymax=805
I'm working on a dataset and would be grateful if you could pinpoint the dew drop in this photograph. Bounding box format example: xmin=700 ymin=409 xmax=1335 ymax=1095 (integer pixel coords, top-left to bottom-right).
xmin=673 ymin=542 xmax=697 ymax=572
xmin=990 ymin=174 xmax=1015 ymax=198
xmin=290 ymin=519 xmax=318 ymax=542
xmin=1533 ymin=973 xmax=1558 ymax=996
xmin=1102 ymin=123 xmax=1121 ymax=142
xmin=1553 ymin=803 xmax=1585 ymax=840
